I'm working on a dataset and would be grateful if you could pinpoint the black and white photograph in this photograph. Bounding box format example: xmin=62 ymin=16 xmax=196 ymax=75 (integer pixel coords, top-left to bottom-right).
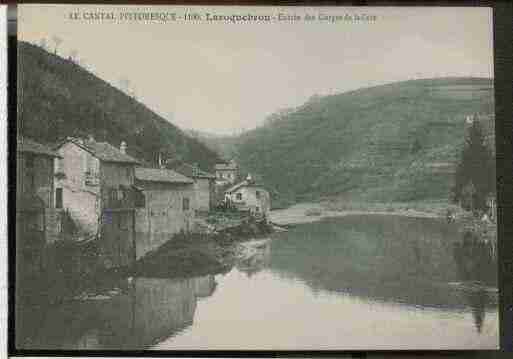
xmin=14 ymin=4 xmax=498 ymax=351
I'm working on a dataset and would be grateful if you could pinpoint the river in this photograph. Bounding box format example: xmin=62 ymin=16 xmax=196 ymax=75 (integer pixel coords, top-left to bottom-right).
xmin=16 ymin=214 xmax=499 ymax=350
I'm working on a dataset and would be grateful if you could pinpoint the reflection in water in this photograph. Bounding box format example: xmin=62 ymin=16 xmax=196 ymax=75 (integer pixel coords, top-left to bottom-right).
xmin=17 ymin=275 xmax=217 ymax=350
xmin=468 ymin=289 xmax=487 ymax=333
xmin=268 ymin=215 xmax=497 ymax=312
xmin=452 ymin=231 xmax=498 ymax=334
xmin=453 ymin=231 xmax=497 ymax=286
xmin=236 ymin=241 xmax=271 ymax=278
xmin=156 ymin=215 xmax=497 ymax=350
xmin=17 ymin=215 xmax=499 ymax=350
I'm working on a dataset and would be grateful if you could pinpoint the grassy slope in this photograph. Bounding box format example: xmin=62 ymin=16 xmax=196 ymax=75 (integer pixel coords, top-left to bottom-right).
xmin=18 ymin=41 xmax=220 ymax=169
xmin=235 ymin=78 xmax=494 ymax=206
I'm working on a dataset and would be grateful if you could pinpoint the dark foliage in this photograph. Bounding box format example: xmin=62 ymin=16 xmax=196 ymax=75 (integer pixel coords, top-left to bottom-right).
xmin=452 ymin=115 xmax=496 ymax=212
xmin=17 ymin=41 xmax=220 ymax=170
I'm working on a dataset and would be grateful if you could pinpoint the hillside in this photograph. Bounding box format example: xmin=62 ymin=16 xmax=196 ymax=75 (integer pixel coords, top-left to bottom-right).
xmin=17 ymin=41 xmax=220 ymax=170
xmin=234 ymin=78 xmax=495 ymax=206
xmin=184 ymin=129 xmax=238 ymax=160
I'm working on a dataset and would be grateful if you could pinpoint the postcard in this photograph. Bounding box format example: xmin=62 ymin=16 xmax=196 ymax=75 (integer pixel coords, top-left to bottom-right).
xmin=14 ymin=4 xmax=498 ymax=351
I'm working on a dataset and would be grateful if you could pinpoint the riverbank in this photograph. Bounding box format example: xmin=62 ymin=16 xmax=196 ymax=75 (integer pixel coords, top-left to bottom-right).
xmin=269 ymin=200 xmax=453 ymax=226
xmin=130 ymin=216 xmax=273 ymax=279
xmin=269 ymin=200 xmax=497 ymax=249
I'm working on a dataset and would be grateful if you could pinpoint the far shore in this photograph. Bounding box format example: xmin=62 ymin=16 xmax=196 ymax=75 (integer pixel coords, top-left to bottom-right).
xmin=269 ymin=201 xmax=447 ymax=226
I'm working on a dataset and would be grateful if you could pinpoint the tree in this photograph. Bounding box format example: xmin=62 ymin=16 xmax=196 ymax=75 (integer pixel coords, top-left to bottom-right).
xmin=452 ymin=115 xmax=495 ymax=214
xmin=39 ymin=38 xmax=47 ymax=51
xmin=69 ymin=49 xmax=78 ymax=62
xmin=410 ymin=138 xmax=421 ymax=154
xmin=52 ymin=35 xmax=63 ymax=55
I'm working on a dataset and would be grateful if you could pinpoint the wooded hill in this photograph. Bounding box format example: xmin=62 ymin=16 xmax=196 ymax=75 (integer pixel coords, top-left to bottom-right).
xmin=231 ymin=78 xmax=494 ymax=206
xmin=17 ymin=41 xmax=220 ymax=169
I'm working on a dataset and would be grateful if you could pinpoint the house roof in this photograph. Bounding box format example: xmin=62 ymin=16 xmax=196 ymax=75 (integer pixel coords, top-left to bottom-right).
xmin=57 ymin=137 xmax=140 ymax=164
xmin=215 ymin=161 xmax=238 ymax=171
xmin=174 ymin=163 xmax=215 ymax=179
xmin=225 ymin=180 xmax=267 ymax=194
xmin=17 ymin=136 xmax=61 ymax=157
xmin=135 ymin=167 xmax=194 ymax=184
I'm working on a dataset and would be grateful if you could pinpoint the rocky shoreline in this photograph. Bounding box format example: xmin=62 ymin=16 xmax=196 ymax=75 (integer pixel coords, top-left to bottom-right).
xmin=129 ymin=216 xmax=274 ymax=279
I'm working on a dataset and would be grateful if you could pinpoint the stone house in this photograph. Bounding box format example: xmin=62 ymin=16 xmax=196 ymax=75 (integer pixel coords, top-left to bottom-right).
xmin=54 ymin=137 xmax=141 ymax=267
xmin=174 ymin=163 xmax=216 ymax=212
xmin=134 ymin=167 xmax=196 ymax=259
xmin=54 ymin=137 xmax=141 ymax=237
xmin=224 ymin=174 xmax=271 ymax=216
xmin=215 ymin=159 xmax=239 ymax=186
xmin=16 ymin=136 xmax=62 ymax=273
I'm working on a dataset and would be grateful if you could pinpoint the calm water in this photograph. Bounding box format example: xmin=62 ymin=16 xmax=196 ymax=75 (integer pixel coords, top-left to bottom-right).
xmin=17 ymin=215 xmax=499 ymax=350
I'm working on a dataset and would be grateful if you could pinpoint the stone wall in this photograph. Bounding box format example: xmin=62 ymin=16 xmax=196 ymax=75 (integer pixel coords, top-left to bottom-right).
xmin=134 ymin=182 xmax=196 ymax=259
xmin=45 ymin=208 xmax=62 ymax=243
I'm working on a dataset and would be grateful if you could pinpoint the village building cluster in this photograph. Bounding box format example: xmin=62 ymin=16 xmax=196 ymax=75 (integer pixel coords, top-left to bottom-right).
xmin=16 ymin=136 xmax=271 ymax=270
xmin=16 ymin=113 xmax=495 ymax=273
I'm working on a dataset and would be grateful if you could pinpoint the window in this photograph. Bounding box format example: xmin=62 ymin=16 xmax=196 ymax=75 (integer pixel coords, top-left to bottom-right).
xmin=117 ymin=188 xmax=125 ymax=201
xmin=25 ymin=155 xmax=35 ymax=192
xmin=103 ymin=211 xmax=113 ymax=225
xmin=56 ymin=188 xmax=63 ymax=209
xmin=55 ymin=158 xmax=64 ymax=173
xmin=236 ymin=193 xmax=242 ymax=201
xmin=119 ymin=212 xmax=129 ymax=230
xmin=255 ymin=206 xmax=260 ymax=212
xmin=183 ymin=197 xmax=190 ymax=211
xmin=135 ymin=190 xmax=145 ymax=208
xmin=26 ymin=154 xmax=35 ymax=170
xmin=110 ymin=188 xmax=118 ymax=202
xmin=27 ymin=212 xmax=44 ymax=232
xmin=256 ymin=190 xmax=261 ymax=199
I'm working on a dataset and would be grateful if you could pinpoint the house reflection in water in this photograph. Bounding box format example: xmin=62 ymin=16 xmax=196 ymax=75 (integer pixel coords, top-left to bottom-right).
xmin=17 ymin=275 xmax=217 ymax=350
xmin=236 ymin=240 xmax=271 ymax=278
xmin=193 ymin=275 xmax=217 ymax=299
xmin=100 ymin=275 xmax=218 ymax=349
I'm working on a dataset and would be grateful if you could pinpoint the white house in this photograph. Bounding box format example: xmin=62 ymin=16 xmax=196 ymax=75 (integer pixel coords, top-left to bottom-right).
xmin=224 ymin=174 xmax=271 ymax=216
xmin=54 ymin=136 xmax=140 ymax=237
xmin=215 ymin=159 xmax=239 ymax=186
xmin=174 ymin=163 xmax=216 ymax=212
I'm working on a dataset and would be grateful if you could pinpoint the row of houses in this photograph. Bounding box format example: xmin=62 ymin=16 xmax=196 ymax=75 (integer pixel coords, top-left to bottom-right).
xmin=16 ymin=136 xmax=271 ymax=270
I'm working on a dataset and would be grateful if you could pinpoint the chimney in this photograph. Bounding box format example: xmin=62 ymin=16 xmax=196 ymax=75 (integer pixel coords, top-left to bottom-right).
xmin=120 ymin=141 xmax=127 ymax=154
xmin=88 ymin=134 xmax=95 ymax=143
xmin=246 ymin=173 xmax=252 ymax=182
xmin=158 ymin=152 xmax=164 ymax=169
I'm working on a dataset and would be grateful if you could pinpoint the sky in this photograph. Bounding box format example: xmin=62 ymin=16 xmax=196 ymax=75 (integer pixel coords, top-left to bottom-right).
xmin=19 ymin=5 xmax=494 ymax=135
